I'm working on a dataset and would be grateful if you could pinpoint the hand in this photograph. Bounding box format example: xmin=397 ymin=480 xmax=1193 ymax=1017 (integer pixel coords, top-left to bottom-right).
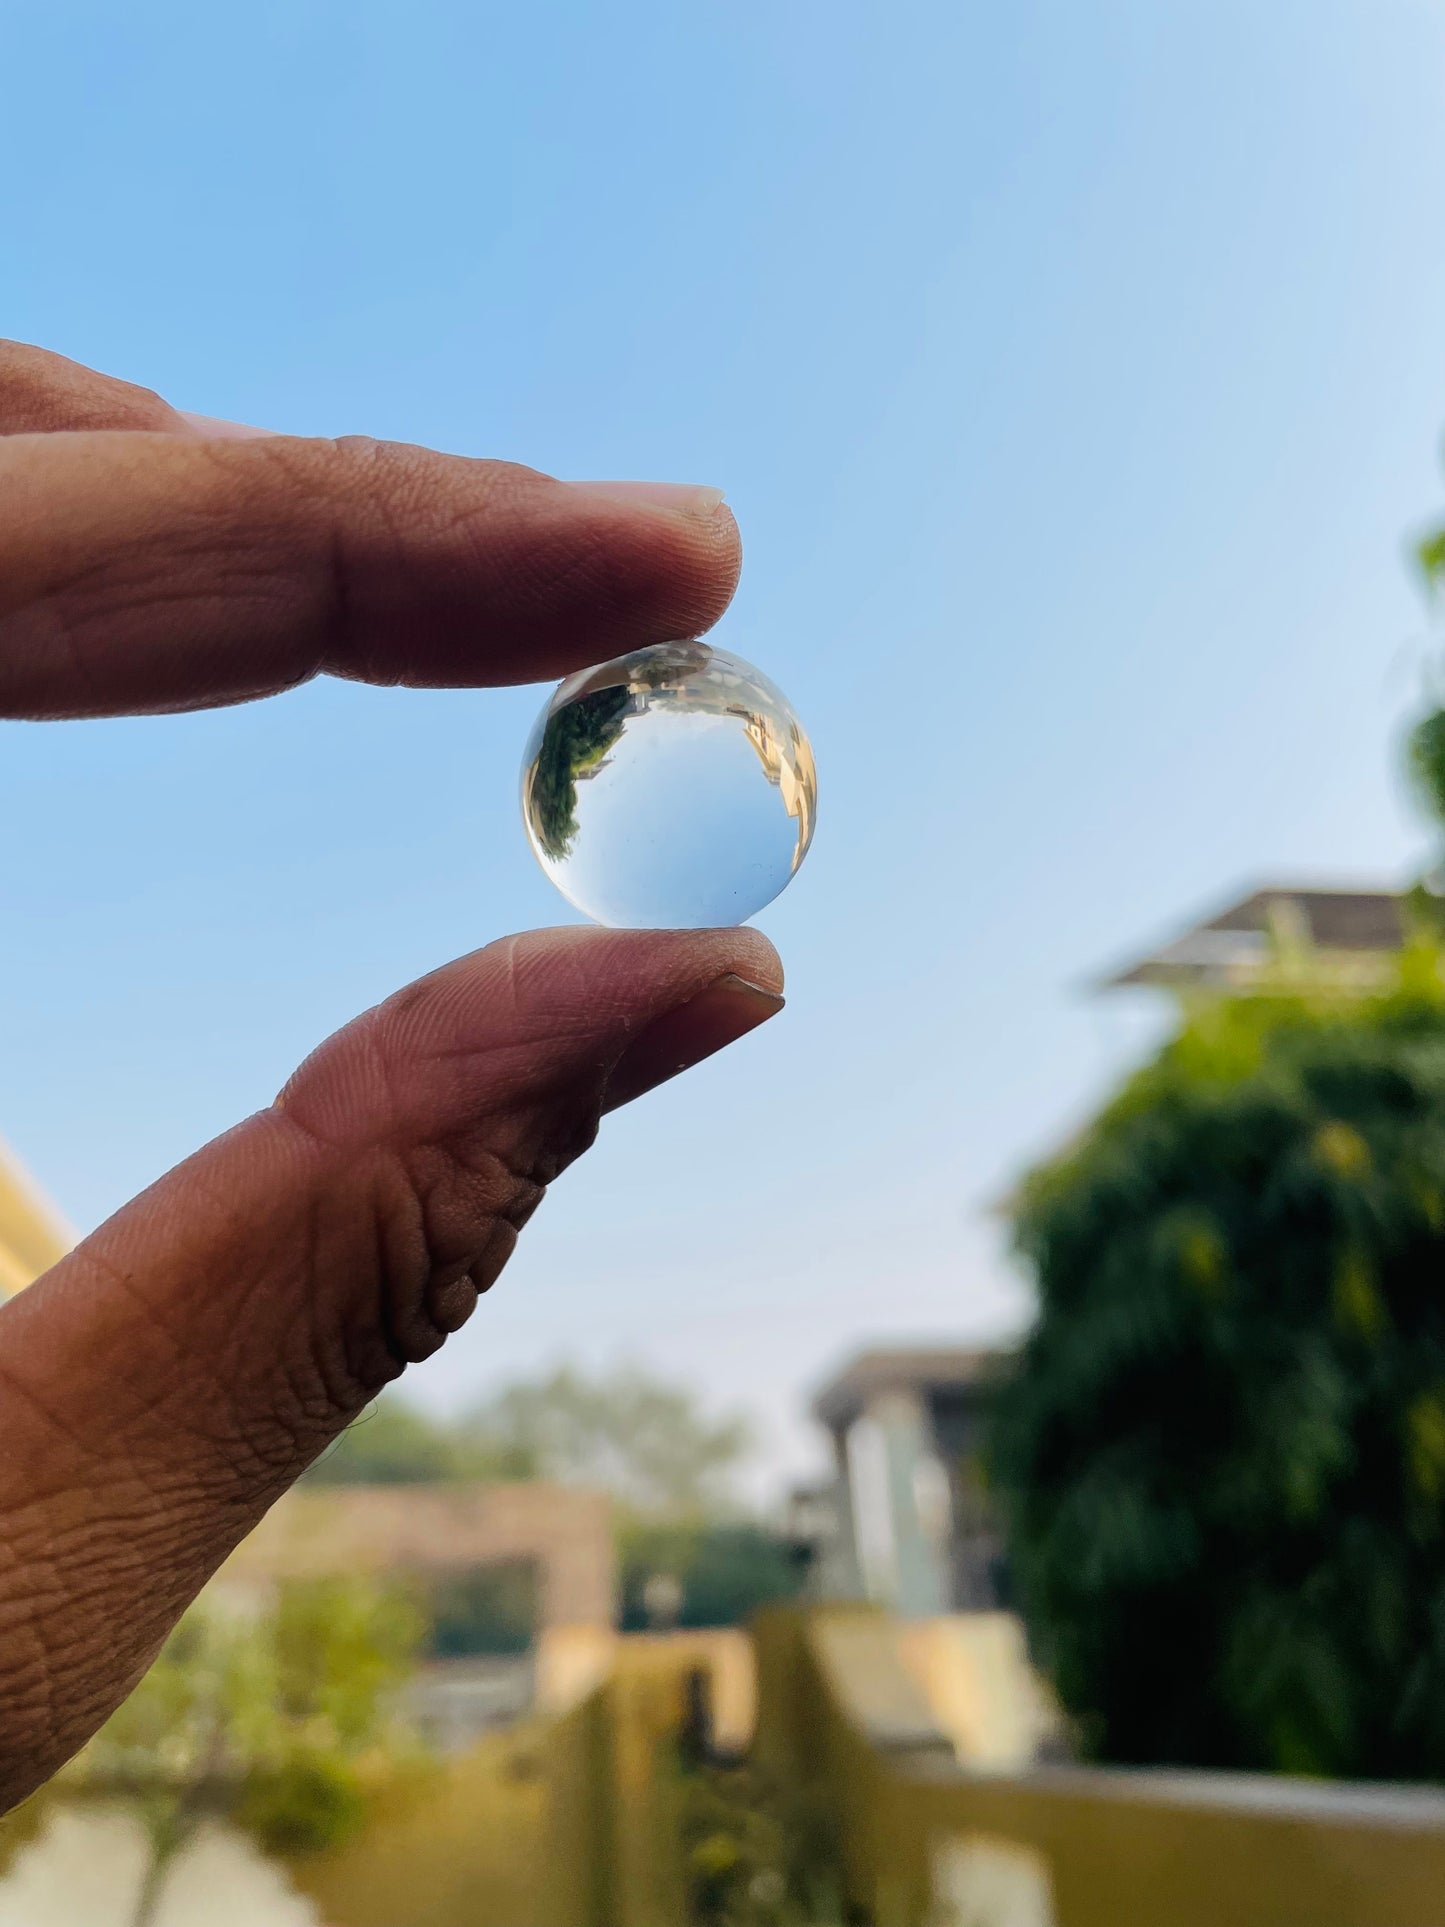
xmin=0 ymin=342 xmax=784 ymax=1810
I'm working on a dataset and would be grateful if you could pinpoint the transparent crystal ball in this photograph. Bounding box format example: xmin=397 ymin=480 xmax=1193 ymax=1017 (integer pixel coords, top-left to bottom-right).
xmin=521 ymin=639 xmax=817 ymax=928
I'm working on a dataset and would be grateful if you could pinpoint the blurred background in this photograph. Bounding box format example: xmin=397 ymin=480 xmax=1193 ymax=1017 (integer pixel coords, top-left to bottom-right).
xmin=4 ymin=2 xmax=1445 ymax=1922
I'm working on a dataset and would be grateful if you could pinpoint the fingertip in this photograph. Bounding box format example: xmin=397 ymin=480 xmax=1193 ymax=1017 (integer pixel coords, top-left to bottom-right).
xmin=274 ymin=924 xmax=787 ymax=1155
xmin=564 ymin=479 xmax=727 ymax=519
xmin=486 ymin=924 xmax=784 ymax=1114
xmin=600 ymin=967 xmax=785 ymax=1113
xmin=721 ymin=924 xmax=783 ymax=997
xmin=495 ymin=922 xmax=781 ymax=1005
xmin=534 ymin=473 xmax=743 ymax=652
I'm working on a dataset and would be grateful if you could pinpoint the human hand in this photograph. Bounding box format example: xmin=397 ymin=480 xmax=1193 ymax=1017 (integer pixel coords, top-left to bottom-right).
xmin=0 ymin=342 xmax=783 ymax=1809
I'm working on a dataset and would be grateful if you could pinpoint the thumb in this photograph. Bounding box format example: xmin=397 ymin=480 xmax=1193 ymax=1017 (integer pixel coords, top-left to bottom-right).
xmin=0 ymin=925 xmax=781 ymax=1808
xmin=267 ymin=923 xmax=785 ymax=1374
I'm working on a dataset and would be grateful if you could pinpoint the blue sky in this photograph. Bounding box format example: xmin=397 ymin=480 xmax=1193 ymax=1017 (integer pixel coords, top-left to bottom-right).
xmin=3 ymin=0 xmax=1445 ymax=1489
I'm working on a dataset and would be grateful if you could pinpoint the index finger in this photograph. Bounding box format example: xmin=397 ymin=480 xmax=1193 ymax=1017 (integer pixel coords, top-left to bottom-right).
xmin=0 ymin=431 xmax=740 ymax=718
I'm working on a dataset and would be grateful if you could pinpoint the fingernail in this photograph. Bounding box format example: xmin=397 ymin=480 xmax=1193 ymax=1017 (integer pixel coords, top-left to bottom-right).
xmin=177 ymin=409 xmax=279 ymax=440
xmin=566 ymin=479 xmax=727 ymax=519
xmin=602 ymin=973 xmax=784 ymax=1113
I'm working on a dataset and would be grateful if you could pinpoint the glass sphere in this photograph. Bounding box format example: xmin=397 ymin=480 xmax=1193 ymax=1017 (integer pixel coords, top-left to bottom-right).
xmin=520 ymin=639 xmax=817 ymax=928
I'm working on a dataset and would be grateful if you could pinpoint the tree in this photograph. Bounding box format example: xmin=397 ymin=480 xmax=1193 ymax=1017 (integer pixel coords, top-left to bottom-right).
xmin=462 ymin=1365 xmax=752 ymax=1518
xmin=311 ymin=1365 xmax=753 ymax=1521
xmin=989 ymin=471 xmax=1445 ymax=1778
xmin=620 ymin=1523 xmax=807 ymax=1633
xmin=1417 ymin=507 xmax=1445 ymax=601
xmin=1408 ymin=503 xmax=1445 ymax=828
xmin=990 ymin=968 xmax=1445 ymax=1776
xmin=304 ymin=1395 xmax=464 ymax=1484
xmin=526 ymin=682 xmax=634 ymax=858
xmin=64 ymin=1577 xmax=426 ymax=1927
xmin=303 ymin=1395 xmax=536 ymax=1485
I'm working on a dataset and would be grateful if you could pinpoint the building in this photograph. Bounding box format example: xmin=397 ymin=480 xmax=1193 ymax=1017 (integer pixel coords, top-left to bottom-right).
xmin=219 ymin=1480 xmax=619 ymax=1750
xmin=1098 ymin=882 xmax=1407 ymax=994
xmin=806 ymin=1348 xmax=1008 ymax=1618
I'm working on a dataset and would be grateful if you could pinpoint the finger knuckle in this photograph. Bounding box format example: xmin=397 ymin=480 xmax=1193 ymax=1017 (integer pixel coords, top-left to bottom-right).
xmin=0 ymin=341 xmax=177 ymax=433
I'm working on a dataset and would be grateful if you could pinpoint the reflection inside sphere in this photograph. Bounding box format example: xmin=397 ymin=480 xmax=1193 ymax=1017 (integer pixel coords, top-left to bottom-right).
xmin=520 ymin=640 xmax=817 ymax=928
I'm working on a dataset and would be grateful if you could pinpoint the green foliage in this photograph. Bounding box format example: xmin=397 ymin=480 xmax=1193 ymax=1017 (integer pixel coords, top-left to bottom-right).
xmin=304 ymin=1397 xmax=463 ymax=1484
xmin=1407 ymin=707 xmax=1445 ymax=831
xmin=270 ymin=1576 xmax=426 ymax=1745
xmin=310 ymin=1365 xmax=752 ymax=1519
xmin=468 ymin=1365 xmax=751 ymax=1518
xmin=304 ymin=1396 xmax=535 ymax=1485
xmin=72 ymin=1577 xmax=426 ymax=1926
xmin=1419 ymin=522 xmax=1445 ymax=598
xmin=621 ymin=1523 xmax=806 ymax=1632
xmin=427 ymin=1562 xmax=538 ymax=1658
xmin=236 ymin=1748 xmax=369 ymax=1857
xmin=991 ymin=966 xmax=1445 ymax=1778
xmin=1407 ymin=487 xmax=1445 ymax=828
xmin=527 ymin=682 xmax=633 ymax=857
xmin=676 ymin=1754 xmax=843 ymax=1927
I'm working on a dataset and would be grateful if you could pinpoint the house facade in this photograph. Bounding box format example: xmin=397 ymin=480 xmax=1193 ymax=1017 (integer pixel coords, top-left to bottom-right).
xmin=803 ymin=1347 xmax=1009 ymax=1618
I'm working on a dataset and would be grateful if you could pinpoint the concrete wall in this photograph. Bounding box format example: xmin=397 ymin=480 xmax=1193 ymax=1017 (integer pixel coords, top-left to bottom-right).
xmin=753 ymin=1605 xmax=1445 ymax=1927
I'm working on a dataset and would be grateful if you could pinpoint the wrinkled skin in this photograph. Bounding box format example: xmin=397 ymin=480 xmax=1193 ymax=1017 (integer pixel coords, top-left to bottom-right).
xmin=0 ymin=342 xmax=783 ymax=1811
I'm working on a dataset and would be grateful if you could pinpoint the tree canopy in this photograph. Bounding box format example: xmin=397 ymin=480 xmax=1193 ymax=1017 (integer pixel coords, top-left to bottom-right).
xmin=307 ymin=1364 xmax=752 ymax=1520
xmin=988 ymin=470 xmax=1445 ymax=1780
xmin=303 ymin=1394 xmax=533 ymax=1486
xmin=526 ymin=682 xmax=633 ymax=858
xmin=991 ymin=965 xmax=1445 ymax=1777
xmin=619 ymin=1521 xmax=806 ymax=1633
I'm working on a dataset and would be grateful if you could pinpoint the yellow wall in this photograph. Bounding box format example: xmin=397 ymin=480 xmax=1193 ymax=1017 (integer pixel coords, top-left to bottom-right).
xmin=752 ymin=1606 xmax=1445 ymax=1927
xmin=0 ymin=1136 xmax=72 ymax=1298
xmin=295 ymin=1629 xmax=747 ymax=1927
xmin=24 ymin=1608 xmax=1445 ymax=1927
xmin=896 ymin=1612 xmax=1063 ymax=1771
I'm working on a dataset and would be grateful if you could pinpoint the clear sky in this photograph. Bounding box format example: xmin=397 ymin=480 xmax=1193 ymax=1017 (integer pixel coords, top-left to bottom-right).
xmin=4 ymin=0 xmax=1445 ymax=1494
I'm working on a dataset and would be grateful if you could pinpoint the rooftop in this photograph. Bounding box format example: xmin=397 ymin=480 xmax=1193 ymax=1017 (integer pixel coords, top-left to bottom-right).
xmin=812 ymin=1346 xmax=1006 ymax=1432
xmin=1099 ymin=883 xmax=1406 ymax=991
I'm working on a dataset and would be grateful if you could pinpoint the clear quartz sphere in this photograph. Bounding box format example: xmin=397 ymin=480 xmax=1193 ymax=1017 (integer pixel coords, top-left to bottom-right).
xmin=520 ymin=639 xmax=817 ymax=928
